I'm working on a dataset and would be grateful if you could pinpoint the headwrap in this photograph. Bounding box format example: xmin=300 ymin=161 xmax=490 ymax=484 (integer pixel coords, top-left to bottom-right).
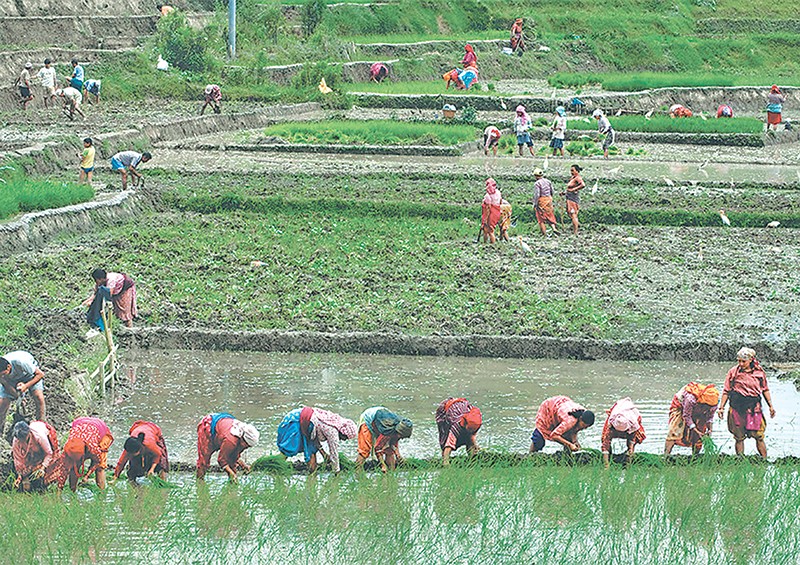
xmin=230 ymin=420 xmax=260 ymax=447
xmin=515 ymin=104 xmax=526 ymax=114
xmin=461 ymin=407 xmax=482 ymax=434
xmin=465 ymin=44 xmax=474 ymax=53
xmin=685 ymin=382 xmax=720 ymax=407
xmin=606 ymin=397 xmax=641 ymax=434
xmin=737 ymin=347 xmax=756 ymax=360
xmin=373 ymin=409 xmax=400 ymax=436
xmin=515 ymin=18 xmax=523 ymax=23
xmin=592 ymin=109 xmax=603 ymax=118
xmin=313 ymin=408 xmax=358 ymax=439
xmin=556 ymin=106 xmax=566 ymax=117
xmin=771 ymin=84 xmax=780 ymax=93
xmin=204 ymin=85 xmax=213 ymax=94
xmin=395 ymin=418 xmax=413 ymax=439
xmin=485 ymin=177 xmax=497 ymax=194
xmin=13 ymin=421 xmax=30 ymax=440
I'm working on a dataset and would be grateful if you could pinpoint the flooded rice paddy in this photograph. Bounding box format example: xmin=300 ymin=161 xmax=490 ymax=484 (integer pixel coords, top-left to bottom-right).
xmin=112 ymin=350 xmax=800 ymax=463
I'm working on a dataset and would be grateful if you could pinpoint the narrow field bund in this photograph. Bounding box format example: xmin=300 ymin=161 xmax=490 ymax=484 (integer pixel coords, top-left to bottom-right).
xmin=118 ymin=327 xmax=800 ymax=363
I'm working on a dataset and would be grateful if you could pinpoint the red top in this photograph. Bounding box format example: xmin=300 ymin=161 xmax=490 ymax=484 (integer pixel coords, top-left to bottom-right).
xmin=214 ymin=417 xmax=247 ymax=469
xmin=723 ymin=365 xmax=769 ymax=398
xmin=535 ymin=396 xmax=585 ymax=441
xmin=114 ymin=420 xmax=166 ymax=475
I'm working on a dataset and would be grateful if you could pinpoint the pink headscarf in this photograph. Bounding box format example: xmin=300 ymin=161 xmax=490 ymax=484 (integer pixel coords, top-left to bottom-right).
xmin=606 ymin=397 xmax=641 ymax=434
xmin=483 ymin=178 xmax=502 ymax=205
xmin=312 ymin=408 xmax=358 ymax=439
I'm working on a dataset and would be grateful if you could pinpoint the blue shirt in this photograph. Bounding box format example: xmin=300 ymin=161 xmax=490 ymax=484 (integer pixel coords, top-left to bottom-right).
xmin=72 ymin=65 xmax=84 ymax=82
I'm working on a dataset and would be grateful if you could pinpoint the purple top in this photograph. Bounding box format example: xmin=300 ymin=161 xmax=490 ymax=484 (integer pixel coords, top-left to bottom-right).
xmin=682 ymin=392 xmax=715 ymax=429
xmin=534 ymin=178 xmax=554 ymax=200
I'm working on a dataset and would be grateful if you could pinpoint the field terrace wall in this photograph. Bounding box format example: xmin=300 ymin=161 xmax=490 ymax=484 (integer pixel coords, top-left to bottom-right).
xmin=353 ymin=39 xmax=506 ymax=58
xmin=526 ymin=127 xmax=766 ymax=148
xmin=119 ymin=327 xmax=800 ymax=363
xmin=0 ymin=0 xmax=209 ymax=16
xmin=0 ymin=103 xmax=320 ymax=253
xmin=696 ymin=18 xmax=800 ymax=34
xmin=0 ymin=48 xmax=119 ymax=85
xmin=0 ymin=15 xmax=157 ymax=48
xmin=352 ymin=86 xmax=799 ymax=116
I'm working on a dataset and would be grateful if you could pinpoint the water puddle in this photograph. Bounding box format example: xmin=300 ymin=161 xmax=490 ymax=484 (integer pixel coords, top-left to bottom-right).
xmin=109 ymin=350 xmax=800 ymax=464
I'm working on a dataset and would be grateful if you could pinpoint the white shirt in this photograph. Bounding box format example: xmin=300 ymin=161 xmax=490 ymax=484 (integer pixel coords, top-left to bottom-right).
xmin=37 ymin=66 xmax=56 ymax=88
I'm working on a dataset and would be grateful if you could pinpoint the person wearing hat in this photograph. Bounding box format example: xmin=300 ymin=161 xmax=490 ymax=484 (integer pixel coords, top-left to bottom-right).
xmin=550 ymin=106 xmax=567 ymax=157
xmin=36 ymin=58 xmax=57 ymax=108
xmin=11 ymin=419 xmax=60 ymax=491
xmin=600 ymin=398 xmax=646 ymax=468
xmin=664 ymin=382 xmax=719 ymax=455
xmin=533 ymin=168 xmax=559 ymax=236
xmin=436 ymin=397 xmax=482 ymax=466
xmin=510 ymin=18 xmax=525 ymax=54
xmin=718 ymin=347 xmax=775 ymax=458
xmin=514 ymin=105 xmax=535 ymax=157
xmin=196 ymin=412 xmax=260 ymax=482
xmin=52 ymin=416 xmax=114 ymax=491
xmin=14 ymin=62 xmax=34 ymax=110
xmin=592 ymin=109 xmax=615 ymax=159
xmin=200 ymin=84 xmax=222 ymax=115
xmin=114 ymin=420 xmax=170 ymax=482
xmin=56 ymin=86 xmax=85 ymax=120
xmin=530 ymin=396 xmax=595 ymax=453
xmin=354 ymin=406 xmax=413 ymax=472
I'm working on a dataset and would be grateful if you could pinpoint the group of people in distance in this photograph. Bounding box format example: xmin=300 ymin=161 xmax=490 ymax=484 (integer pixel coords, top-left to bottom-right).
xmin=14 ymin=58 xmax=100 ymax=118
xmin=3 ymin=346 xmax=776 ymax=491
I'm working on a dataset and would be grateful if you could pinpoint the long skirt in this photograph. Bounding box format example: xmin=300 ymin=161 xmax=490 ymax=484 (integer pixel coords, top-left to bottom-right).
xmin=767 ymin=111 xmax=782 ymax=125
xmin=666 ymin=396 xmax=708 ymax=449
xmin=535 ymin=196 xmax=557 ymax=226
xmin=482 ymin=203 xmax=502 ymax=232
xmin=112 ymin=286 xmax=137 ymax=323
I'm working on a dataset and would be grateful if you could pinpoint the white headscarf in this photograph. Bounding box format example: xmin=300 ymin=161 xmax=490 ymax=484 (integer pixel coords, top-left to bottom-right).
xmin=607 ymin=397 xmax=641 ymax=434
xmin=229 ymin=420 xmax=260 ymax=447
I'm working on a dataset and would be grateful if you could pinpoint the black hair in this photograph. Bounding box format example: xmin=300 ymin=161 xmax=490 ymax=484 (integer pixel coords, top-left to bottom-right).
xmin=92 ymin=268 xmax=107 ymax=280
xmin=124 ymin=433 xmax=145 ymax=454
xmin=0 ymin=357 xmax=9 ymax=373
xmin=570 ymin=408 xmax=595 ymax=427
xmin=44 ymin=58 xmax=51 ymax=65
xmin=13 ymin=421 xmax=30 ymax=440
xmin=71 ymin=59 xmax=78 ymax=65
xmin=83 ymin=137 xmax=93 ymax=145
xmin=571 ymin=164 xmax=582 ymax=172
xmin=142 ymin=152 xmax=152 ymax=160
xmin=156 ymin=4 xmax=163 ymax=9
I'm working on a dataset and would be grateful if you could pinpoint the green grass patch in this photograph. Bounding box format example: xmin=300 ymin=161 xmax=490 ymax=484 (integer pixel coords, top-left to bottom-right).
xmin=550 ymin=71 xmax=800 ymax=91
xmin=0 ymin=165 xmax=94 ymax=221
xmin=261 ymin=119 xmax=480 ymax=146
xmin=344 ymin=80 xmax=496 ymax=96
xmin=567 ymin=115 xmax=764 ymax=134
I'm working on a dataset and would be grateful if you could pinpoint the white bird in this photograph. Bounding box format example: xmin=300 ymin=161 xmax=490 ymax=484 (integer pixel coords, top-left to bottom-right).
xmin=699 ymin=168 xmax=709 ymax=178
xmin=719 ymin=209 xmax=731 ymax=226
xmin=699 ymin=114 xmax=707 ymax=121
xmin=607 ymin=165 xmax=623 ymax=175
xmin=543 ymin=155 xmax=549 ymax=171
xmin=500 ymin=100 xmax=507 ymax=110
xmin=699 ymin=159 xmax=709 ymax=169
xmin=663 ymin=177 xmax=674 ymax=187
xmin=771 ymin=246 xmax=782 ymax=253
xmin=518 ymin=236 xmax=532 ymax=253
xmin=767 ymin=221 xmax=781 ymax=228
xmin=551 ymin=88 xmax=557 ymax=99
xmin=625 ymin=237 xmax=639 ymax=245
xmin=645 ymin=109 xmax=654 ymax=119
xmin=591 ymin=179 xmax=599 ymax=195
xmin=156 ymin=55 xmax=169 ymax=71
xmin=615 ymin=108 xmax=623 ymax=116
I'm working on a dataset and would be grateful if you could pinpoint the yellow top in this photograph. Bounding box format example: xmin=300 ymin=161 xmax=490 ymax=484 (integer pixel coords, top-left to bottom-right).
xmin=81 ymin=146 xmax=96 ymax=168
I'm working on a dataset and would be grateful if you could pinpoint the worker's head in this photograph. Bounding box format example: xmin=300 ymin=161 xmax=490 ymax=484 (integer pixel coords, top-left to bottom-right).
xmin=71 ymin=59 xmax=79 ymax=67
xmin=515 ymin=18 xmax=523 ymax=24
xmin=771 ymin=84 xmax=780 ymax=93
xmin=516 ymin=104 xmax=526 ymax=115
xmin=83 ymin=137 xmax=93 ymax=147
xmin=63 ymin=436 xmax=88 ymax=468
xmin=592 ymin=109 xmax=603 ymax=120
xmin=55 ymin=89 xmax=64 ymax=97
xmin=0 ymin=357 xmax=10 ymax=375
xmin=465 ymin=44 xmax=474 ymax=53
xmin=570 ymin=164 xmax=582 ymax=175
xmin=44 ymin=58 xmax=51 ymax=67
xmin=396 ymin=418 xmax=413 ymax=439
xmin=124 ymin=433 xmax=146 ymax=456
xmin=91 ymin=268 xmax=108 ymax=285
xmin=142 ymin=152 xmax=152 ymax=163
xmin=737 ymin=347 xmax=756 ymax=370
xmin=485 ymin=177 xmax=497 ymax=194
xmin=156 ymin=4 xmax=163 ymax=9
xmin=13 ymin=421 xmax=31 ymax=442
xmin=556 ymin=106 xmax=566 ymax=117
xmin=572 ymin=409 xmax=595 ymax=430
xmin=24 ymin=62 xmax=32 ymax=69
xmin=533 ymin=168 xmax=544 ymax=178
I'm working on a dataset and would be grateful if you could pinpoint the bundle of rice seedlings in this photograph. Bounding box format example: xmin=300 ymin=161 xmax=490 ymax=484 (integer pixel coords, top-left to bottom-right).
xmin=148 ymin=475 xmax=179 ymax=489
xmin=251 ymin=455 xmax=294 ymax=476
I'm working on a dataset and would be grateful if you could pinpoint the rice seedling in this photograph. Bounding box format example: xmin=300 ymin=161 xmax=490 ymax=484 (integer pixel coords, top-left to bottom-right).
xmin=0 ymin=165 xmax=94 ymax=220
xmin=568 ymin=115 xmax=764 ymax=134
xmin=251 ymin=454 xmax=295 ymax=476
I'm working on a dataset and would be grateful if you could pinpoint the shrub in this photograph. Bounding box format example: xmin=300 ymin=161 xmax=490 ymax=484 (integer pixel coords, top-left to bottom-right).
xmin=156 ymin=11 xmax=213 ymax=72
xmin=302 ymin=0 xmax=326 ymax=37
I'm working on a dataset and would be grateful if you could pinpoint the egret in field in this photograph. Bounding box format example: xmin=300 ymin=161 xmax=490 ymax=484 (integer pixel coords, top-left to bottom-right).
xmin=663 ymin=177 xmax=675 ymax=187
xmin=645 ymin=109 xmax=654 ymax=120
xmin=591 ymin=179 xmax=599 ymax=195
xmin=719 ymin=209 xmax=731 ymax=226
xmin=518 ymin=236 xmax=532 ymax=253
xmin=543 ymin=155 xmax=549 ymax=171
xmin=607 ymin=165 xmax=623 ymax=176
xmin=767 ymin=221 xmax=781 ymax=228
xmin=615 ymin=108 xmax=623 ymax=116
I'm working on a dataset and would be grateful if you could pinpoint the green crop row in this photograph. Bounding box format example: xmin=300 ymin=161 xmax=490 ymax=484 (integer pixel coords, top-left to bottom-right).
xmin=566 ymin=115 xmax=764 ymax=134
xmin=0 ymin=165 xmax=94 ymax=221
xmin=550 ymin=70 xmax=800 ymax=91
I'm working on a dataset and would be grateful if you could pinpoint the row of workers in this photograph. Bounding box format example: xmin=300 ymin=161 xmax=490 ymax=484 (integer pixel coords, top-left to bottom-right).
xmin=9 ymin=347 xmax=773 ymax=490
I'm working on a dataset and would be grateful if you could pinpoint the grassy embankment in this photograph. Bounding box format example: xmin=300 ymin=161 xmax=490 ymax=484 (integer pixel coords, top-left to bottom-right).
xmin=0 ymin=166 xmax=94 ymax=221
xmin=0 ymin=461 xmax=796 ymax=563
xmin=259 ymin=119 xmax=480 ymax=145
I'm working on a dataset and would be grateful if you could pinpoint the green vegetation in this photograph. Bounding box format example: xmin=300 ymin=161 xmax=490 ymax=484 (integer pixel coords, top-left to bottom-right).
xmin=0 ymin=165 xmax=94 ymax=221
xmin=550 ymin=71 xmax=800 ymax=91
xmin=0 ymin=462 xmax=797 ymax=563
xmin=260 ymin=119 xmax=479 ymax=145
xmin=344 ymin=80 xmax=495 ymax=95
xmin=568 ymin=115 xmax=764 ymax=134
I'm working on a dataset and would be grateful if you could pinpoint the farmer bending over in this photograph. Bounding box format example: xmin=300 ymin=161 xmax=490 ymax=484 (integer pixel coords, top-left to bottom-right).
xmin=601 ymin=397 xmax=646 ymax=468
xmin=530 ymin=396 xmax=595 ymax=453
xmin=354 ymin=406 xmax=413 ymax=472
xmin=114 ymin=420 xmax=170 ymax=482
xmin=110 ymin=150 xmax=151 ymax=190
xmin=436 ymin=397 xmax=482 ymax=466
xmin=200 ymin=84 xmax=222 ymax=115
xmin=0 ymin=351 xmax=46 ymax=435
xmin=196 ymin=412 xmax=259 ymax=482
xmin=12 ymin=420 xmax=60 ymax=491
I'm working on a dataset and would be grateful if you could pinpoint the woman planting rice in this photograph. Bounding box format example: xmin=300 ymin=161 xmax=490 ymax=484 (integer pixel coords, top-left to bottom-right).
xmin=664 ymin=382 xmax=718 ymax=455
xmin=276 ymin=407 xmax=357 ymax=474
xmin=436 ymin=397 xmax=482 ymax=466
xmin=11 ymin=420 xmax=59 ymax=491
xmin=354 ymin=406 xmax=413 ymax=472
xmin=530 ymin=396 xmax=595 ymax=453
xmin=83 ymin=268 xmax=137 ymax=329
xmin=718 ymin=347 xmax=775 ymax=458
xmin=52 ymin=417 xmax=114 ymax=491
xmin=601 ymin=398 xmax=646 ymax=468
xmin=196 ymin=413 xmax=259 ymax=482
xmin=114 ymin=420 xmax=170 ymax=482
xmin=481 ymin=177 xmax=503 ymax=243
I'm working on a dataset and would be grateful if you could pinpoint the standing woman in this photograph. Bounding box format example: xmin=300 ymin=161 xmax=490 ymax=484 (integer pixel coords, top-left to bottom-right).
xmin=114 ymin=420 xmax=170 ymax=482
xmin=565 ymin=164 xmax=585 ymax=234
xmin=533 ymin=168 xmax=559 ymax=236
xmin=766 ymin=85 xmax=786 ymax=131
xmin=461 ymin=44 xmax=477 ymax=69
xmin=481 ymin=177 xmax=503 ymax=244
xmin=718 ymin=347 xmax=775 ymax=457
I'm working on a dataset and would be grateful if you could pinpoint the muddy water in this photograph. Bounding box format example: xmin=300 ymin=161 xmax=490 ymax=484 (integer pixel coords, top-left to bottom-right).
xmin=109 ymin=350 xmax=800 ymax=463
